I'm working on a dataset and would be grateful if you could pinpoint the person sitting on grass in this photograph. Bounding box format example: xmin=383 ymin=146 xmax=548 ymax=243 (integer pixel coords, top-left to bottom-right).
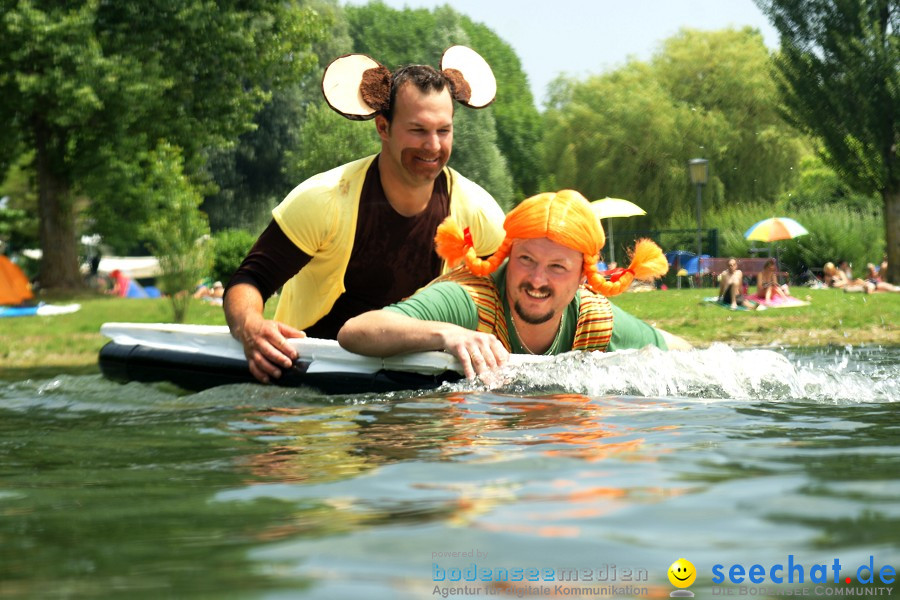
xmin=195 ymin=281 xmax=226 ymax=305
xmin=757 ymin=258 xmax=790 ymax=302
xmin=865 ymin=263 xmax=900 ymax=293
xmin=823 ymin=262 xmax=871 ymax=293
xmin=109 ymin=270 xmax=132 ymax=298
xmin=717 ymin=258 xmax=758 ymax=310
xmin=337 ymin=189 xmax=691 ymax=381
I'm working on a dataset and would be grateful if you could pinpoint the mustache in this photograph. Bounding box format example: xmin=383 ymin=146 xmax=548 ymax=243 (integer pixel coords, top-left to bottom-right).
xmin=405 ymin=149 xmax=447 ymax=159
xmin=520 ymin=283 xmax=552 ymax=297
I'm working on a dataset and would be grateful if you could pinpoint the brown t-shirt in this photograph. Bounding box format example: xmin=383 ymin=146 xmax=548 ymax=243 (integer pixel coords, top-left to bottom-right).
xmin=227 ymin=158 xmax=450 ymax=339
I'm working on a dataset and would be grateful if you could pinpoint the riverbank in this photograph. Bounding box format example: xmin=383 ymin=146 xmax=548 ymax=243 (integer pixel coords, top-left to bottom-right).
xmin=1 ymin=288 xmax=897 ymax=381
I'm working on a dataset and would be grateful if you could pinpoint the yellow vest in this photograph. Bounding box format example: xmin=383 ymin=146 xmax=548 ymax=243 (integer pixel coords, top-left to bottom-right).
xmin=434 ymin=267 xmax=615 ymax=353
xmin=272 ymin=155 xmax=506 ymax=330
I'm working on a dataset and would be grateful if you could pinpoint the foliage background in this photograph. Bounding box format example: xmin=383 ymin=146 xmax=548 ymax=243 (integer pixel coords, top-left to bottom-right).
xmin=0 ymin=0 xmax=892 ymax=288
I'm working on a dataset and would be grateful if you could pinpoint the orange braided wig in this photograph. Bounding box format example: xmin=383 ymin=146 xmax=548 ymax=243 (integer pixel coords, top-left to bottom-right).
xmin=434 ymin=189 xmax=668 ymax=297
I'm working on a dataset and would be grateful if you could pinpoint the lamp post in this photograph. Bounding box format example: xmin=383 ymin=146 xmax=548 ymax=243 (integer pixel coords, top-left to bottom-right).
xmin=688 ymin=158 xmax=709 ymax=261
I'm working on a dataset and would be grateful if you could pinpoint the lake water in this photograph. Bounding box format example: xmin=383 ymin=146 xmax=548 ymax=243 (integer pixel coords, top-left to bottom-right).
xmin=1 ymin=344 xmax=898 ymax=599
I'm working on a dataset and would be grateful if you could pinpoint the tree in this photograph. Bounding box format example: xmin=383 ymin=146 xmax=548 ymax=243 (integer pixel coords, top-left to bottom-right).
xmin=756 ymin=0 xmax=900 ymax=282
xmin=783 ymin=153 xmax=881 ymax=215
xmin=542 ymin=64 xmax=702 ymax=226
xmin=652 ymin=28 xmax=803 ymax=205
xmin=457 ymin=17 xmax=544 ymax=199
xmin=203 ymin=85 xmax=311 ymax=234
xmin=448 ymin=100 xmax=515 ymax=211
xmin=0 ymin=154 xmax=39 ymax=255
xmin=140 ymin=143 xmax=211 ymax=323
xmin=204 ymin=0 xmax=351 ymax=234
xmin=210 ymin=229 xmax=257 ymax=287
xmin=542 ymin=28 xmax=805 ymax=230
xmin=0 ymin=1 xmax=325 ymax=290
xmin=284 ymin=101 xmax=380 ymax=185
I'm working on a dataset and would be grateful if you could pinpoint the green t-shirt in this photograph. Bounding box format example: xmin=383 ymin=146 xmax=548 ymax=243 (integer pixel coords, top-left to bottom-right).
xmin=385 ymin=263 xmax=668 ymax=354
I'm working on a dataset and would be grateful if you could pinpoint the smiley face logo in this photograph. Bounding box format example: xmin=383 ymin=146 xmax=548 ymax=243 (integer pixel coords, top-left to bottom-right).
xmin=668 ymin=558 xmax=697 ymax=588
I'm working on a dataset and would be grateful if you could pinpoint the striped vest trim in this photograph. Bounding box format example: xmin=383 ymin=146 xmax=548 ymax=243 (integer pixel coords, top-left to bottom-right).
xmin=571 ymin=291 xmax=614 ymax=351
xmin=433 ymin=266 xmax=613 ymax=352
xmin=432 ymin=267 xmax=511 ymax=350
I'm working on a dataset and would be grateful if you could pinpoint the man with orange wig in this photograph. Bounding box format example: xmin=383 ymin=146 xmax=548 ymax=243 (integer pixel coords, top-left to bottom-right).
xmin=338 ymin=190 xmax=691 ymax=379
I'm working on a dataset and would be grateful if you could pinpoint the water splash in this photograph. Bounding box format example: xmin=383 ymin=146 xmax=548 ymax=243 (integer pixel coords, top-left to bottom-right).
xmin=2 ymin=346 xmax=897 ymax=410
xmin=456 ymin=344 xmax=900 ymax=403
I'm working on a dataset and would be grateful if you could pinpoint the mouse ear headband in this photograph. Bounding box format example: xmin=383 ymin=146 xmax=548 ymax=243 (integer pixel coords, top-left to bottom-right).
xmin=321 ymin=45 xmax=497 ymax=120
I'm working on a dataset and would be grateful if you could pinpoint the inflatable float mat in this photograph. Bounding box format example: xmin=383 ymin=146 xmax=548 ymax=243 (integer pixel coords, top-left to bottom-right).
xmin=99 ymin=323 xmax=545 ymax=394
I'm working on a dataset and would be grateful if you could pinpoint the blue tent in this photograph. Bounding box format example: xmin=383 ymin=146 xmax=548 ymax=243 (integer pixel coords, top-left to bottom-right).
xmin=664 ymin=251 xmax=709 ymax=275
xmin=124 ymin=280 xmax=149 ymax=299
xmin=143 ymin=286 xmax=162 ymax=299
xmin=683 ymin=254 xmax=710 ymax=275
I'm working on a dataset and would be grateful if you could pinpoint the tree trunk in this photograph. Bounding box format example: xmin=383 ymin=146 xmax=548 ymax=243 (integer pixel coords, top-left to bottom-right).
xmin=885 ymin=187 xmax=900 ymax=284
xmin=35 ymin=126 xmax=84 ymax=292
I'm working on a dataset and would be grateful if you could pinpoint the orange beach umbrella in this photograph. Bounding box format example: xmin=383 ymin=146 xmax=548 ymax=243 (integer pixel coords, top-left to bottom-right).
xmin=744 ymin=217 xmax=809 ymax=242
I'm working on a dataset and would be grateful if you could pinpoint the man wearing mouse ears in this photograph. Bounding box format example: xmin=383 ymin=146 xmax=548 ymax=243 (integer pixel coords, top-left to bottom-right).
xmin=225 ymin=47 xmax=506 ymax=383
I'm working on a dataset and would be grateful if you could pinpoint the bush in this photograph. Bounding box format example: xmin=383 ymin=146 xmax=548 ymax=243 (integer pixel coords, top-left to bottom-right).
xmin=211 ymin=229 xmax=256 ymax=285
xmin=663 ymin=202 xmax=884 ymax=278
xmin=663 ymin=203 xmax=763 ymax=258
xmin=778 ymin=205 xmax=883 ymax=276
xmin=140 ymin=143 xmax=212 ymax=323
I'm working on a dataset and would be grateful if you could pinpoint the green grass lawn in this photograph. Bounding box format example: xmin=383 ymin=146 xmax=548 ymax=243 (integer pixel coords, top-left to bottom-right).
xmin=612 ymin=287 xmax=899 ymax=348
xmin=1 ymin=288 xmax=897 ymax=382
xmin=0 ymin=295 xmax=272 ymax=380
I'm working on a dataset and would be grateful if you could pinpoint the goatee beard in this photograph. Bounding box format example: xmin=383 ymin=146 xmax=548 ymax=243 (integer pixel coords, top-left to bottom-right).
xmin=514 ymin=301 xmax=554 ymax=325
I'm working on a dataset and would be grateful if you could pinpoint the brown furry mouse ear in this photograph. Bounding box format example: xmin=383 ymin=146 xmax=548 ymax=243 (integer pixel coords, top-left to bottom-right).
xmin=440 ymin=45 xmax=496 ymax=108
xmin=322 ymin=54 xmax=391 ymax=120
